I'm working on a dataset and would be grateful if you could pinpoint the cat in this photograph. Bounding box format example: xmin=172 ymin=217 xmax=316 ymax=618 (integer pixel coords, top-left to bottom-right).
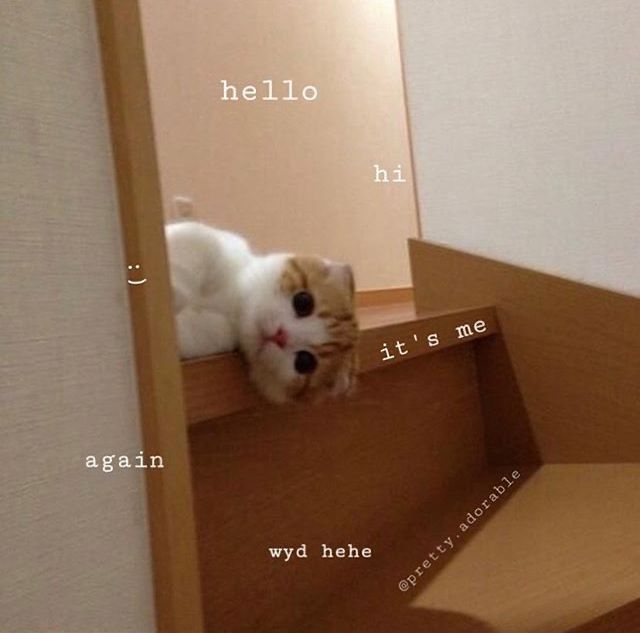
xmin=165 ymin=221 xmax=358 ymax=403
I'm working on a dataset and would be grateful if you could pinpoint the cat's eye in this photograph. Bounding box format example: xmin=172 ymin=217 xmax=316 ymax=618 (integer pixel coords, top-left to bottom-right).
xmin=292 ymin=291 xmax=314 ymax=317
xmin=294 ymin=350 xmax=318 ymax=375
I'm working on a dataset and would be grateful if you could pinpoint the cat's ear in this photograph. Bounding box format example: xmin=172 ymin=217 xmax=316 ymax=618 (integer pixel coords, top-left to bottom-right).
xmin=326 ymin=261 xmax=355 ymax=297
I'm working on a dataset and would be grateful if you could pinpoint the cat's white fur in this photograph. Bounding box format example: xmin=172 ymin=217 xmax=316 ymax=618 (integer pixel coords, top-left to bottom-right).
xmin=165 ymin=221 xmax=352 ymax=403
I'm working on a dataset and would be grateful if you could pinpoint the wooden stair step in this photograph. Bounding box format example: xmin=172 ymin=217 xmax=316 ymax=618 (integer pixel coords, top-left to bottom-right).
xmin=182 ymin=303 xmax=498 ymax=424
xmin=299 ymin=463 xmax=640 ymax=633
xmin=189 ymin=343 xmax=492 ymax=633
xmin=186 ymin=302 xmax=501 ymax=631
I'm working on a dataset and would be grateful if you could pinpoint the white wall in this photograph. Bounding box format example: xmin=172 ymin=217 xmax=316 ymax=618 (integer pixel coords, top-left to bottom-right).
xmin=398 ymin=0 xmax=640 ymax=296
xmin=0 ymin=2 xmax=155 ymax=631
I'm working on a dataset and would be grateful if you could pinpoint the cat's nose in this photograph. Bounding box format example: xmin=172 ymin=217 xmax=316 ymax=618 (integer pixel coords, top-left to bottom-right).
xmin=273 ymin=327 xmax=288 ymax=349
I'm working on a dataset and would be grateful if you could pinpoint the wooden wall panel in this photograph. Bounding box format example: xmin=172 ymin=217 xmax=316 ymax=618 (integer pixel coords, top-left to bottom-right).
xmin=95 ymin=1 xmax=204 ymax=631
xmin=409 ymin=239 xmax=640 ymax=463
xmin=189 ymin=346 xmax=487 ymax=633
xmin=140 ymin=0 xmax=418 ymax=289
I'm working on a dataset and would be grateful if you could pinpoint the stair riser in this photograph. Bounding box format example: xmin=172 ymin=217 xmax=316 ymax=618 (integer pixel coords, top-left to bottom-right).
xmin=189 ymin=345 xmax=487 ymax=632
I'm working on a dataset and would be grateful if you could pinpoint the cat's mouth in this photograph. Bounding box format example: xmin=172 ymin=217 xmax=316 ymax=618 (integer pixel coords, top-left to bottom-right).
xmin=260 ymin=327 xmax=288 ymax=350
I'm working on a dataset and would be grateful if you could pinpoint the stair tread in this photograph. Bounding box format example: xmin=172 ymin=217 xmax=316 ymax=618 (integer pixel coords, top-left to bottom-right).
xmin=181 ymin=304 xmax=498 ymax=423
xmin=300 ymin=463 xmax=640 ymax=633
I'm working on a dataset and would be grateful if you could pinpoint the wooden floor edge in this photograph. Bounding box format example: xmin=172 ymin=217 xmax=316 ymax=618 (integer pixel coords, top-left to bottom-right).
xmin=183 ymin=304 xmax=498 ymax=425
xmin=356 ymin=286 xmax=415 ymax=308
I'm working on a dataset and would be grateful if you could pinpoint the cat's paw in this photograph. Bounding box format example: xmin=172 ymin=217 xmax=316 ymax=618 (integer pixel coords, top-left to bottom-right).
xmin=176 ymin=309 xmax=236 ymax=358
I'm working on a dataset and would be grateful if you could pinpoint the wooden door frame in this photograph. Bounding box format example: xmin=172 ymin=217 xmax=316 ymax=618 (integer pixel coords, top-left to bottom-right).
xmin=94 ymin=2 xmax=204 ymax=632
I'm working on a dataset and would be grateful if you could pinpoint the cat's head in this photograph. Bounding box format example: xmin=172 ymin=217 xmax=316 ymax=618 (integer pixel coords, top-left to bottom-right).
xmin=238 ymin=254 xmax=358 ymax=404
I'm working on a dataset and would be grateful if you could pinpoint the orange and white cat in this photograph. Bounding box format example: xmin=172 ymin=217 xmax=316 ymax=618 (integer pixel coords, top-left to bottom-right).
xmin=165 ymin=221 xmax=358 ymax=403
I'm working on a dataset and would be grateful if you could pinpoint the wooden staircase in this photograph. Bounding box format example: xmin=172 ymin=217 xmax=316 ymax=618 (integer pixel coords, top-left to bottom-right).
xmin=182 ymin=241 xmax=640 ymax=633
xmin=93 ymin=7 xmax=640 ymax=629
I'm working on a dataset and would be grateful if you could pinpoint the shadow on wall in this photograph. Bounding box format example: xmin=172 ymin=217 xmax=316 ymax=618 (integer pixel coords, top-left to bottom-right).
xmin=475 ymin=334 xmax=541 ymax=466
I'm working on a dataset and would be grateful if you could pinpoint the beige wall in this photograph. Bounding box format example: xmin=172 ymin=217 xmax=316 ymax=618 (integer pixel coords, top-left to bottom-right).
xmin=398 ymin=0 xmax=640 ymax=296
xmin=140 ymin=0 xmax=418 ymax=290
xmin=0 ymin=2 xmax=155 ymax=631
